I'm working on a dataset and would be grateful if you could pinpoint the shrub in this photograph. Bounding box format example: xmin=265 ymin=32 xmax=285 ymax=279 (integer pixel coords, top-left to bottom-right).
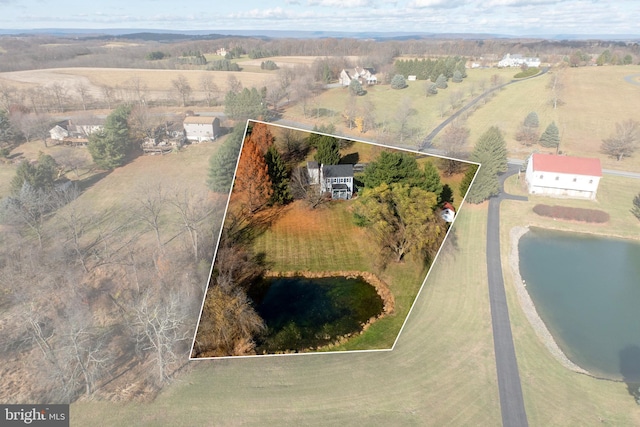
xmin=532 ymin=204 xmax=609 ymax=223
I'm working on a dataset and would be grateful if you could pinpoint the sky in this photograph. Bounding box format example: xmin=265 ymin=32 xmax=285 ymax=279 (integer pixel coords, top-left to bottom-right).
xmin=0 ymin=0 xmax=638 ymax=36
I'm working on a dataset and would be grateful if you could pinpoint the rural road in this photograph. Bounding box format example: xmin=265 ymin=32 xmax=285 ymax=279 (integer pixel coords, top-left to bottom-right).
xmin=420 ymin=68 xmax=549 ymax=149
xmin=487 ymin=164 xmax=529 ymax=427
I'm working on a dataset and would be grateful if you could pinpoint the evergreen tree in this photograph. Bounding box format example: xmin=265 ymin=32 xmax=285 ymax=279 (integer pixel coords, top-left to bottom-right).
xmin=452 ymin=70 xmax=463 ymax=83
xmin=88 ymin=105 xmax=132 ymax=170
xmin=390 ymin=74 xmax=407 ymax=89
xmin=0 ymin=110 xmax=16 ymax=148
xmin=466 ymin=126 xmax=507 ymax=203
xmin=523 ymin=112 xmax=540 ymax=128
xmin=207 ymin=126 xmax=244 ymax=193
xmin=361 ymin=151 xmax=424 ymax=189
xmin=422 ymin=161 xmax=443 ymax=200
xmin=224 ymin=87 xmax=268 ymax=122
xmin=459 ymin=164 xmax=479 ymax=199
xmin=10 ymin=152 xmax=59 ymax=195
xmin=314 ymin=135 xmax=341 ymax=165
xmin=265 ymin=145 xmax=292 ymax=205
xmin=348 ymin=79 xmax=365 ymax=96
xmin=539 ymin=122 xmax=560 ymax=148
xmin=426 ymin=83 xmax=438 ymax=96
xmin=435 ymin=74 xmax=448 ymax=89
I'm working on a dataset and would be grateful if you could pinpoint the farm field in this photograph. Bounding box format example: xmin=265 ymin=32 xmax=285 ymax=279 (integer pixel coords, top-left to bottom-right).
xmin=464 ymin=65 xmax=640 ymax=172
xmin=71 ymin=206 xmax=502 ymax=426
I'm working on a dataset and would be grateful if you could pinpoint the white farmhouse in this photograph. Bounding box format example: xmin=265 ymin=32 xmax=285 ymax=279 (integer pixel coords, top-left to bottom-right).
xmin=307 ymin=162 xmax=354 ymax=199
xmin=525 ymin=153 xmax=602 ymax=200
xmin=498 ymin=53 xmax=541 ymax=68
xmin=183 ymin=116 xmax=220 ymax=142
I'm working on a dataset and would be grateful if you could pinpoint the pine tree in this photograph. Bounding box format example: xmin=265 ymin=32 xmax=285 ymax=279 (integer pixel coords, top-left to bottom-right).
xmin=390 ymin=74 xmax=407 ymax=89
xmin=314 ymin=135 xmax=341 ymax=165
xmin=348 ymin=79 xmax=365 ymax=96
xmin=422 ymin=161 xmax=443 ymax=200
xmin=435 ymin=74 xmax=448 ymax=89
xmin=459 ymin=164 xmax=479 ymax=199
xmin=523 ymin=112 xmax=539 ymax=128
xmin=466 ymin=126 xmax=507 ymax=203
xmin=265 ymin=145 xmax=291 ymax=205
xmin=452 ymin=70 xmax=463 ymax=83
xmin=539 ymin=122 xmax=560 ymax=148
xmin=207 ymin=126 xmax=244 ymax=193
xmin=87 ymin=105 xmax=131 ymax=170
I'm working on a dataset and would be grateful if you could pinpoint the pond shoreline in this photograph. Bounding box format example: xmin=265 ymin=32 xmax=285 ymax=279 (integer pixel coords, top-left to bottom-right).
xmin=508 ymin=226 xmax=591 ymax=376
xmin=264 ymin=270 xmax=395 ymax=315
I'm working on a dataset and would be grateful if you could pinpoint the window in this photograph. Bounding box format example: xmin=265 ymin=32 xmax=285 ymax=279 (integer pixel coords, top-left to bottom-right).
xmin=573 ymin=178 xmax=577 ymax=182
xmin=589 ymin=179 xmax=593 ymax=184
xmin=539 ymin=174 xmax=544 ymax=179
xmin=555 ymin=176 xmax=559 ymax=181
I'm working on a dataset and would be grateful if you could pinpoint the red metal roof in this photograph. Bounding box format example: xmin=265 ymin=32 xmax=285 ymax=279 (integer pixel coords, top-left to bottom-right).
xmin=531 ymin=153 xmax=602 ymax=177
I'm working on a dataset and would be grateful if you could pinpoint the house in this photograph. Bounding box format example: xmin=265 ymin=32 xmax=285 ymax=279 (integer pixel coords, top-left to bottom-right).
xmin=49 ymin=117 xmax=105 ymax=141
xmin=339 ymin=67 xmax=378 ymax=86
xmin=216 ymin=47 xmax=227 ymax=56
xmin=307 ymin=162 xmax=354 ymax=200
xmin=498 ymin=53 xmax=541 ymax=68
xmin=183 ymin=116 xmax=221 ymax=142
xmin=525 ymin=153 xmax=602 ymax=200
xmin=49 ymin=120 xmax=72 ymax=141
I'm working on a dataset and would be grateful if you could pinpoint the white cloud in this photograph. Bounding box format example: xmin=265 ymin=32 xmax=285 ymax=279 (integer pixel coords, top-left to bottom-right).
xmin=308 ymin=0 xmax=373 ymax=7
xmin=408 ymin=0 xmax=465 ymax=8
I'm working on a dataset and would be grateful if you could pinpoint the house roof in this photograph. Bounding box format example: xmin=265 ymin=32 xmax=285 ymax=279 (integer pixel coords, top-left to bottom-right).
xmin=323 ymin=164 xmax=353 ymax=178
xmin=183 ymin=116 xmax=218 ymax=125
xmin=531 ymin=153 xmax=602 ymax=177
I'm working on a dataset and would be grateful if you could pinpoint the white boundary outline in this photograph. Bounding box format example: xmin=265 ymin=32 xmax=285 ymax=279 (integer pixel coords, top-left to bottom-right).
xmin=189 ymin=119 xmax=481 ymax=361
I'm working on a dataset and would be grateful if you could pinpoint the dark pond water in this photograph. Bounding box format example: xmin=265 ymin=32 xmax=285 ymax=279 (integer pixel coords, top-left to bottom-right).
xmin=519 ymin=228 xmax=640 ymax=381
xmin=249 ymin=276 xmax=384 ymax=353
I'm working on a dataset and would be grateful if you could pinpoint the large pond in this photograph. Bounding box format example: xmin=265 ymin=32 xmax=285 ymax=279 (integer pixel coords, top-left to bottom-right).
xmin=248 ymin=276 xmax=384 ymax=354
xmin=519 ymin=228 xmax=640 ymax=381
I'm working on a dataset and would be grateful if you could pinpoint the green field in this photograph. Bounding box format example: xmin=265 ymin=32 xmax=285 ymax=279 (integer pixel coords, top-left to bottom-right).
xmin=71 ymin=206 xmax=501 ymax=426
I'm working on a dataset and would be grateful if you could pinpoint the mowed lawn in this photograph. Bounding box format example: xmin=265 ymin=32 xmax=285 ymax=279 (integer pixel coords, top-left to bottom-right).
xmin=252 ymin=200 xmax=372 ymax=272
xmin=71 ymin=206 xmax=501 ymax=426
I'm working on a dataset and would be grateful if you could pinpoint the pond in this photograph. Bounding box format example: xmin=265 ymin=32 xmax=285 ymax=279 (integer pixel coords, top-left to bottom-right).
xmin=248 ymin=276 xmax=384 ymax=354
xmin=519 ymin=228 xmax=640 ymax=381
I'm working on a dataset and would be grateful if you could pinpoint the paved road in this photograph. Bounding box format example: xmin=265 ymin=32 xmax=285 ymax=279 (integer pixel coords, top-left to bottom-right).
xmin=487 ymin=164 xmax=529 ymax=427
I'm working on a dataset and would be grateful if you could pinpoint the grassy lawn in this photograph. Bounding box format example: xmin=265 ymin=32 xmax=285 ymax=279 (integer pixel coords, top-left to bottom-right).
xmin=71 ymin=206 xmax=501 ymax=426
xmin=500 ymin=174 xmax=640 ymax=425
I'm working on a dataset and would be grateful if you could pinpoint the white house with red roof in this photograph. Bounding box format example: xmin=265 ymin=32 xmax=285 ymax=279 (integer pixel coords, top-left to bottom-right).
xmin=525 ymin=153 xmax=602 ymax=200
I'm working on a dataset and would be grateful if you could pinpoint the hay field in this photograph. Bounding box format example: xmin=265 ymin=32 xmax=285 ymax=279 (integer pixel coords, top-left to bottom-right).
xmin=464 ymin=65 xmax=640 ymax=172
xmin=0 ymin=67 xmax=279 ymax=102
xmin=71 ymin=206 xmax=501 ymax=426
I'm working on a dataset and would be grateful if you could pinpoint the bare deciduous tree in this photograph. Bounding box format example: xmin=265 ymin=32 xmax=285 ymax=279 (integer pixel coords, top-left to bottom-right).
xmin=48 ymin=83 xmax=70 ymax=113
xmin=199 ymin=75 xmax=219 ymax=107
xmin=171 ymin=75 xmax=192 ymax=107
xmin=169 ymin=188 xmax=215 ymax=263
xmin=74 ymin=82 xmax=93 ymax=111
xmin=601 ymin=119 xmax=639 ymax=161
xmin=135 ymin=183 xmax=167 ymax=252
xmin=99 ymin=84 xmax=117 ymax=110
